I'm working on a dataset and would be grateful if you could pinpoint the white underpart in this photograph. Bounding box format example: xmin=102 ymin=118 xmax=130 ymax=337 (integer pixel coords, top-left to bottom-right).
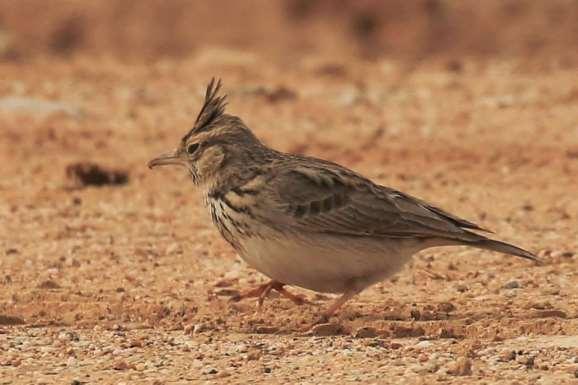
xmin=238 ymin=231 xmax=424 ymax=294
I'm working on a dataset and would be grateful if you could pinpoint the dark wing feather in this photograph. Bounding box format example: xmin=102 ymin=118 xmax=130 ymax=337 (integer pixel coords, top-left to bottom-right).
xmin=268 ymin=161 xmax=537 ymax=261
xmin=407 ymin=194 xmax=492 ymax=233
xmin=271 ymin=164 xmax=486 ymax=242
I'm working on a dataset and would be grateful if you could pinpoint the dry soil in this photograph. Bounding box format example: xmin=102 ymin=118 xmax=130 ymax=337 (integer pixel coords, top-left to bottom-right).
xmin=1 ymin=54 xmax=578 ymax=384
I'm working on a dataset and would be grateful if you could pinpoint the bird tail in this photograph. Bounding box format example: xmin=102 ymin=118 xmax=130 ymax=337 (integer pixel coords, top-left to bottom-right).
xmin=468 ymin=238 xmax=539 ymax=263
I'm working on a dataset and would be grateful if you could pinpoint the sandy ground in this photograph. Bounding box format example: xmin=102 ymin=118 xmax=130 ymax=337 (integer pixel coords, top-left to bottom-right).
xmin=1 ymin=54 xmax=578 ymax=384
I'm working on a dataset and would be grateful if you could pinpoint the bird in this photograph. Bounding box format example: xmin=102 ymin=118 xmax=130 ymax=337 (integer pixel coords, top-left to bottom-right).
xmin=148 ymin=78 xmax=537 ymax=324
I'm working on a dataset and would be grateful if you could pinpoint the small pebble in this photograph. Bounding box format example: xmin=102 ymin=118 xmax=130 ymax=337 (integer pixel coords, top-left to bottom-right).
xmin=499 ymin=350 xmax=516 ymax=362
xmin=184 ymin=323 xmax=210 ymax=335
xmin=502 ymin=280 xmax=521 ymax=289
xmin=448 ymin=357 xmax=472 ymax=376
xmin=246 ymin=349 xmax=262 ymax=361
xmin=58 ymin=331 xmax=79 ymax=342
xmin=214 ymin=288 xmax=240 ymax=297
xmin=213 ymin=278 xmax=237 ymax=287
xmin=437 ymin=302 xmax=456 ymax=312
xmin=531 ymin=301 xmax=552 ymax=310
xmin=542 ymin=285 xmax=560 ymax=295
xmin=254 ymin=326 xmax=278 ymax=334
xmin=37 ymin=280 xmax=61 ymax=289
xmin=551 ymin=250 xmax=574 ymax=259
xmin=112 ymin=360 xmax=134 ymax=370
xmin=411 ymin=359 xmax=439 ymax=374
xmin=307 ymin=323 xmax=341 ymax=336
xmin=425 ymin=360 xmax=440 ymax=373
xmin=455 ymin=284 xmax=468 ymax=292
xmin=415 ymin=340 xmax=432 ymax=349
xmin=353 ymin=326 xmax=378 ymax=338
xmin=534 ymin=309 xmax=567 ymax=318
xmin=165 ymin=243 xmax=182 ymax=255
xmin=202 ymin=367 xmax=218 ymax=375
xmin=503 ymin=290 xmax=517 ymax=298
xmin=516 ymin=354 xmax=535 ymax=369
xmin=438 ymin=327 xmax=459 ymax=339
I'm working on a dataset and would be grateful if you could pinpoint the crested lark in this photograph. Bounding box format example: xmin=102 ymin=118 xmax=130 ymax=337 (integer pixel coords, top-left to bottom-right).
xmin=149 ymin=79 xmax=537 ymax=323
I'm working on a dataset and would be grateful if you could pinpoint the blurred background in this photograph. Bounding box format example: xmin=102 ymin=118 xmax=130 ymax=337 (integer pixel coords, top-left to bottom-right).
xmin=1 ymin=0 xmax=578 ymax=62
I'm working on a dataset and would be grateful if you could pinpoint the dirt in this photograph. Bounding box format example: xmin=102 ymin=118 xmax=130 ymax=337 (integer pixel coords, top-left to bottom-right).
xmin=1 ymin=2 xmax=578 ymax=384
xmin=65 ymin=162 xmax=129 ymax=188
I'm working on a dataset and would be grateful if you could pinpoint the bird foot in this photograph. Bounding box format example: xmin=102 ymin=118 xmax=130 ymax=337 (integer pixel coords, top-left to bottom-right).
xmin=230 ymin=280 xmax=311 ymax=307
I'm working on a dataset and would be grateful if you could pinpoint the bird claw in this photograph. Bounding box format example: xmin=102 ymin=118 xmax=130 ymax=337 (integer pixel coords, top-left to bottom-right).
xmin=229 ymin=280 xmax=311 ymax=308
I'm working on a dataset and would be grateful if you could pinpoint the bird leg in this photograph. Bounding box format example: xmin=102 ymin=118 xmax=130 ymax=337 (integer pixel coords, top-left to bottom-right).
xmin=273 ymin=282 xmax=311 ymax=306
xmin=232 ymin=280 xmax=310 ymax=307
xmin=314 ymin=288 xmax=361 ymax=324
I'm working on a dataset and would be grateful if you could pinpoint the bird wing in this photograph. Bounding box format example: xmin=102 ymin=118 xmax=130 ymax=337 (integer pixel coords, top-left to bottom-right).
xmin=267 ymin=162 xmax=486 ymax=243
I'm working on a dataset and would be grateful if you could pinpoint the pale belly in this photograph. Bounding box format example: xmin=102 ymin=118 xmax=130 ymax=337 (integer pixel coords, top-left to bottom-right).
xmin=237 ymin=232 xmax=425 ymax=293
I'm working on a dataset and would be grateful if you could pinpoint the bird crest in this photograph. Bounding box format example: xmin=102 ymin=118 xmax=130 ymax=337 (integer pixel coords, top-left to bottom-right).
xmin=183 ymin=78 xmax=228 ymax=141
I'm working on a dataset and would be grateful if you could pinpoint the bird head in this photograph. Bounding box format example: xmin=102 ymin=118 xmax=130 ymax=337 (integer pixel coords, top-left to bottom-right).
xmin=148 ymin=78 xmax=264 ymax=186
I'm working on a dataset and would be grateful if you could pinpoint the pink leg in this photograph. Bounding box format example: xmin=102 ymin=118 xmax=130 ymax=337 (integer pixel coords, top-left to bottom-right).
xmin=315 ymin=288 xmax=361 ymax=324
xmin=232 ymin=280 xmax=310 ymax=307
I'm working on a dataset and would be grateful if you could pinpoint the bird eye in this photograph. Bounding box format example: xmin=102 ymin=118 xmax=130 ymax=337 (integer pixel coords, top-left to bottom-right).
xmin=186 ymin=143 xmax=199 ymax=154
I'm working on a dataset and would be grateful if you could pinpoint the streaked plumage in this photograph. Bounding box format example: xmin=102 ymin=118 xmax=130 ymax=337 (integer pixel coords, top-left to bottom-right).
xmin=149 ymin=79 xmax=537 ymax=322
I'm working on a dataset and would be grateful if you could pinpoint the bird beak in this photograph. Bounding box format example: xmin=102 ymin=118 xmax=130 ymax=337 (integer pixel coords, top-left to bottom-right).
xmin=148 ymin=150 xmax=183 ymax=169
